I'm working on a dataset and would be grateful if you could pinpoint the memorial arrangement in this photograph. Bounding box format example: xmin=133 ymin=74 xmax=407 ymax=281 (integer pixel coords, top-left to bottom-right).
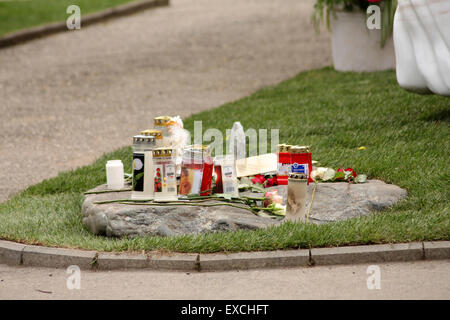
xmin=100 ymin=115 xmax=369 ymax=225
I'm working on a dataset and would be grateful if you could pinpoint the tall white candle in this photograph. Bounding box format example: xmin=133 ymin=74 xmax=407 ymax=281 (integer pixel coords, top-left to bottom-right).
xmin=286 ymin=173 xmax=308 ymax=222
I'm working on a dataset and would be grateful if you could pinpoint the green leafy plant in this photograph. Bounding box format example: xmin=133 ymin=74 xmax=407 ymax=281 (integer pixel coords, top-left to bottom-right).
xmin=312 ymin=0 xmax=397 ymax=47
xmin=132 ymin=172 xmax=143 ymax=190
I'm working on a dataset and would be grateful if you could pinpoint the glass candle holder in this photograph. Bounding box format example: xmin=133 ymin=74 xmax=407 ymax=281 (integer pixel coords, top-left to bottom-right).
xmin=286 ymin=173 xmax=308 ymax=222
xmin=153 ymin=148 xmax=178 ymax=201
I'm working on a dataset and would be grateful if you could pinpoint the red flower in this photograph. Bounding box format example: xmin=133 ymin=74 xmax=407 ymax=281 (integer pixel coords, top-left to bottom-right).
xmin=264 ymin=176 xmax=278 ymax=188
xmin=345 ymin=167 xmax=357 ymax=178
xmin=367 ymin=0 xmax=381 ymax=2
xmin=251 ymin=174 xmax=265 ymax=185
xmin=337 ymin=167 xmax=357 ymax=180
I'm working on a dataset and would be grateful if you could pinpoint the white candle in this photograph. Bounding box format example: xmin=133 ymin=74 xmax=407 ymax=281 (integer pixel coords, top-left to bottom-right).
xmin=106 ymin=160 xmax=124 ymax=190
xmin=286 ymin=173 xmax=308 ymax=222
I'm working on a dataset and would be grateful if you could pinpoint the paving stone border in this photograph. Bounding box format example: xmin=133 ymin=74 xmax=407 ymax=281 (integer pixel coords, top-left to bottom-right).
xmin=1 ymin=239 xmax=448 ymax=271
xmin=0 ymin=0 xmax=169 ymax=48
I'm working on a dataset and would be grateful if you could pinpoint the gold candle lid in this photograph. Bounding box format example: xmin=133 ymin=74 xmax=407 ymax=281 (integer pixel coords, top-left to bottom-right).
xmin=154 ymin=116 xmax=171 ymax=126
xmin=141 ymin=129 xmax=163 ymax=139
xmin=164 ymin=148 xmax=175 ymax=156
xmin=278 ymin=144 xmax=293 ymax=153
xmin=291 ymin=146 xmax=311 ymax=153
xmin=152 ymin=149 xmax=161 ymax=157
xmin=133 ymin=135 xmax=155 ymax=145
xmin=153 ymin=147 xmax=175 ymax=157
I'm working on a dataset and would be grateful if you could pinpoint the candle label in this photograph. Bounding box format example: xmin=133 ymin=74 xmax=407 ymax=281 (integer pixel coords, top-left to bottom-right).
xmin=222 ymin=164 xmax=238 ymax=196
xmin=132 ymin=153 xmax=145 ymax=192
xmin=154 ymin=164 xmax=163 ymax=193
xmin=291 ymin=163 xmax=308 ymax=175
xmin=165 ymin=164 xmax=177 ymax=193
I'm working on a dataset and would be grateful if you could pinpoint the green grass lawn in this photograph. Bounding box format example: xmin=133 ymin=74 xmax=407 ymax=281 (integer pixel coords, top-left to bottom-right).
xmin=0 ymin=0 xmax=143 ymax=37
xmin=0 ymin=67 xmax=449 ymax=253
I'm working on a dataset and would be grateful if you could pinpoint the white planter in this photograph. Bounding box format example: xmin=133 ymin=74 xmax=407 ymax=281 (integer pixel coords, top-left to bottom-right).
xmin=330 ymin=10 xmax=396 ymax=72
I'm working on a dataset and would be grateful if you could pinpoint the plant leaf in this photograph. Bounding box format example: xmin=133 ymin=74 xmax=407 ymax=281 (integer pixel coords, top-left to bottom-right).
xmin=333 ymin=171 xmax=345 ymax=181
xmin=215 ymin=193 xmax=233 ymax=201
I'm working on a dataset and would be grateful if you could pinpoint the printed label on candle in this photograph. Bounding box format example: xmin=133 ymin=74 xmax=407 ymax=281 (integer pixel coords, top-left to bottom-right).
xmin=132 ymin=153 xmax=145 ymax=192
xmin=291 ymin=163 xmax=308 ymax=175
xmin=277 ymin=163 xmax=291 ymax=175
xmin=165 ymin=164 xmax=177 ymax=193
xmin=223 ymin=165 xmax=233 ymax=178
xmin=154 ymin=165 xmax=163 ymax=192
xmin=179 ymin=167 xmax=203 ymax=195
xmin=222 ymin=164 xmax=238 ymax=196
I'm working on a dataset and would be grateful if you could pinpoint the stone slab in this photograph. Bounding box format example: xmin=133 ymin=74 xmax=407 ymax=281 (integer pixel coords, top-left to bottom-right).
xmin=424 ymin=241 xmax=450 ymax=260
xmin=1 ymin=240 xmax=448 ymax=271
xmin=22 ymin=245 xmax=97 ymax=269
xmin=82 ymin=180 xmax=408 ymax=238
xmin=0 ymin=240 xmax=26 ymax=266
xmin=96 ymin=252 xmax=199 ymax=271
xmin=261 ymin=179 xmax=408 ymax=223
xmin=82 ymin=184 xmax=279 ymax=238
xmin=310 ymin=242 xmax=424 ymax=266
xmin=199 ymin=249 xmax=310 ymax=271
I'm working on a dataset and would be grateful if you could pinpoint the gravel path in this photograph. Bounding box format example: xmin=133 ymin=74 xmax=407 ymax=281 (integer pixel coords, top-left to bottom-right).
xmin=0 ymin=0 xmax=331 ymax=202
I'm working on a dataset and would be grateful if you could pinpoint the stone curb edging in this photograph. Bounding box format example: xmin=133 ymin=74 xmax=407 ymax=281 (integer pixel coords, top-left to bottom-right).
xmin=0 ymin=240 xmax=448 ymax=272
xmin=0 ymin=0 xmax=169 ymax=49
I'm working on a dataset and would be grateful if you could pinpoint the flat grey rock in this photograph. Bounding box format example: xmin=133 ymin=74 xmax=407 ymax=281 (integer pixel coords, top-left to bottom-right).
xmin=260 ymin=179 xmax=408 ymax=224
xmin=82 ymin=184 xmax=279 ymax=238
xmin=82 ymin=180 xmax=407 ymax=237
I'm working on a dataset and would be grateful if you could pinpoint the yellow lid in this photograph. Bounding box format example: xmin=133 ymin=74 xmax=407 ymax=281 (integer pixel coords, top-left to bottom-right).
xmin=291 ymin=146 xmax=311 ymax=153
xmin=141 ymin=129 xmax=163 ymax=139
xmin=277 ymin=144 xmax=287 ymax=153
xmin=154 ymin=116 xmax=171 ymax=126
xmin=153 ymin=147 xmax=175 ymax=157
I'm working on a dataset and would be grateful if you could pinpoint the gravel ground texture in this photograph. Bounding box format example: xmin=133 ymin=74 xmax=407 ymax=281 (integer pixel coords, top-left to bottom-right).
xmin=0 ymin=0 xmax=331 ymax=202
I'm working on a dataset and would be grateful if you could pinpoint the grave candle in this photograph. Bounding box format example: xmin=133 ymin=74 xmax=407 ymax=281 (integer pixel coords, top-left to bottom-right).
xmin=106 ymin=160 xmax=124 ymax=190
xmin=286 ymin=173 xmax=308 ymax=222
xmin=290 ymin=145 xmax=313 ymax=184
xmin=178 ymin=145 xmax=208 ymax=197
xmin=131 ymin=135 xmax=156 ymax=200
xmin=200 ymin=155 xmax=214 ymax=196
xmin=154 ymin=116 xmax=171 ymax=146
xmin=277 ymin=144 xmax=292 ymax=185
xmin=221 ymin=155 xmax=239 ymax=197
xmin=213 ymin=157 xmax=224 ymax=194
xmin=141 ymin=129 xmax=163 ymax=147
xmin=153 ymin=148 xmax=178 ymax=201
